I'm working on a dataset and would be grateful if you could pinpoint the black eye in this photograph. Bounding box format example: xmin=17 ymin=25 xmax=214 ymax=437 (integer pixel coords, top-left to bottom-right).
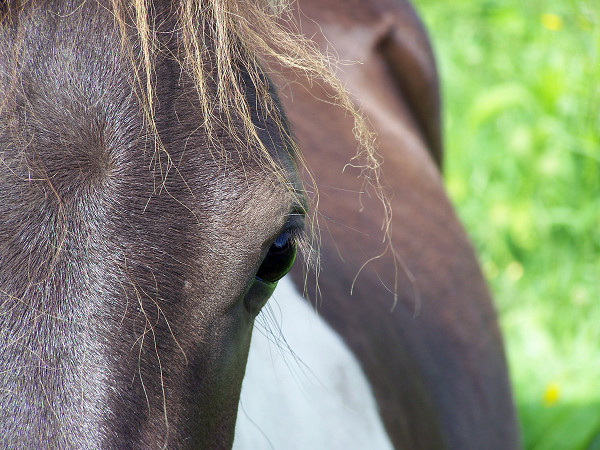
xmin=256 ymin=232 xmax=297 ymax=284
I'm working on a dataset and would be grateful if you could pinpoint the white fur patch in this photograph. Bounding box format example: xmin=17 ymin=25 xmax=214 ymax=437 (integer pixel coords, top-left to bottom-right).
xmin=234 ymin=276 xmax=393 ymax=449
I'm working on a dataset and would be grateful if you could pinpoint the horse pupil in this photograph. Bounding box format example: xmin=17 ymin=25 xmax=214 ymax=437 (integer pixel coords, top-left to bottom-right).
xmin=256 ymin=238 xmax=297 ymax=284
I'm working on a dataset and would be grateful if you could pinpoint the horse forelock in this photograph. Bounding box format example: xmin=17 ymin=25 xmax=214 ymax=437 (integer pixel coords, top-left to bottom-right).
xmin=1 ymin=0 xmax=391 ymax=252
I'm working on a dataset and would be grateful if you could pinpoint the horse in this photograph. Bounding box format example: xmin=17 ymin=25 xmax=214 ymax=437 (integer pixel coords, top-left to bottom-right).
xmin=0 ymin=0 xmax=519 ymax=448
xmin=235 ymin=1 xmax=521 ymax=448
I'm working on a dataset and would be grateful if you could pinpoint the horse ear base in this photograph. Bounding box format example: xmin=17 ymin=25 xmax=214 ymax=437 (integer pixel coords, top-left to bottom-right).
xmin=376 ymin=25 xmax=443 ymax=170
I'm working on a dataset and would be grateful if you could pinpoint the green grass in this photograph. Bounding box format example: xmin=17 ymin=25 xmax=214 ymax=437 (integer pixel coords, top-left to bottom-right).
xmin=413 ymin=1 xmax=600 ymax=448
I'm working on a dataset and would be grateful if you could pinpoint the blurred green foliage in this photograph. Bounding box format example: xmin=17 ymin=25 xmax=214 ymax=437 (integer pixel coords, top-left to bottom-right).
xmin=413 ymin=1 xmax=600 ymax=448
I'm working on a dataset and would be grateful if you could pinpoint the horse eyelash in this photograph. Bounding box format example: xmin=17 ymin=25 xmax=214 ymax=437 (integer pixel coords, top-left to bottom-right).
xmin=274 ymin=227 xmax=302 ymax=248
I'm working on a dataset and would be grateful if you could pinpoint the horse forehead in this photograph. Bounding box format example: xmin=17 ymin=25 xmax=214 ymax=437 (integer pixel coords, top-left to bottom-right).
xmin=1 ymin=0 xmax=301 ymax=282
xmin=3 ymin=1 xmax=296 ymax=202
xmin=1 ymin=7 xmax=137 ymax=156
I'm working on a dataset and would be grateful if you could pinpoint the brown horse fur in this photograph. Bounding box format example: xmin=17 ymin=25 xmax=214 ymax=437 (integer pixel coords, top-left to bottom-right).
xmin=280 ymin=0 xmax=521 ymax=448
xmin=0 ymin=0 xmax=519 ymax=448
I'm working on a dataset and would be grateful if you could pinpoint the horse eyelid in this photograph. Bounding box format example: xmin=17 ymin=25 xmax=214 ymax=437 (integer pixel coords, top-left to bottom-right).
xmin=274 ymin=227 xmax=302 ymax=248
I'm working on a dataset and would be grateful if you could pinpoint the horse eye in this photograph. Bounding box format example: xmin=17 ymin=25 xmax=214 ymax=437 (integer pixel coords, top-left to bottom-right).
xmin=256 ymin=232 xmax=297 ymax=284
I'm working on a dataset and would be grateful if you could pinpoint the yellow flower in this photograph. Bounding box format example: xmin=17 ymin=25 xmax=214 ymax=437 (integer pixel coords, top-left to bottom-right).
xmin=541 ymin=13 xmax=563 ymax=31
xmin=542 ymin=382 xmax=560 ymax=406
xmin=506 ymin=261 xmax=524 ymax=282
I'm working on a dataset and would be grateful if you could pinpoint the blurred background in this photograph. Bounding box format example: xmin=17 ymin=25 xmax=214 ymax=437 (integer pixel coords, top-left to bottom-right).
xmin=413 ymin=1 xmax=599 ymax=448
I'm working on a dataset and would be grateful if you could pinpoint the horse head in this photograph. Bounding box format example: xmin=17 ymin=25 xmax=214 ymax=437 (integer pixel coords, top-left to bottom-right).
xmin=0 ymin=0 xmax=307 ymax=446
